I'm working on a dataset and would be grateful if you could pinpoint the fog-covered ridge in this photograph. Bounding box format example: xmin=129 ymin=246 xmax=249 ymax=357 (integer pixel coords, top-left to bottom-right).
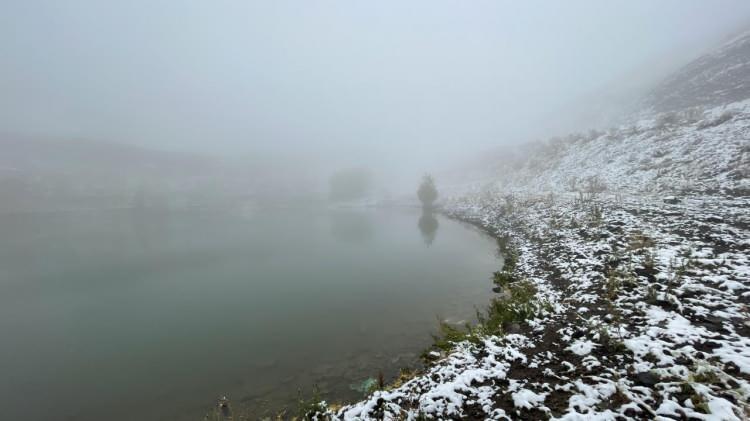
xmin=645 ymin=30 xmax=750 ymax=113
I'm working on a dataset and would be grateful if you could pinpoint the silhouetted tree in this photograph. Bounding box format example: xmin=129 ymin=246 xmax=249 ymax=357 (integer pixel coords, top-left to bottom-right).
xmin=417 ymin=175 xmax=438 ymax=209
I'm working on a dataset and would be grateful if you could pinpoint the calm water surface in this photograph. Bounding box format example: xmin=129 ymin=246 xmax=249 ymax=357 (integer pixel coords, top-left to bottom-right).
xmin=0 ymin=206 xmax=500 ymax=420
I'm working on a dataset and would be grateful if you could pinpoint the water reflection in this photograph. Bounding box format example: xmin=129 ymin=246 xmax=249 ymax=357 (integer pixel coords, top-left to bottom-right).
xmin=129 ymin=206 xmax=171 ymax=251
xmin=418 ymin=210 xmax=439 ymax=246
xmin=330 ymin=211 xmax=373 ymax=243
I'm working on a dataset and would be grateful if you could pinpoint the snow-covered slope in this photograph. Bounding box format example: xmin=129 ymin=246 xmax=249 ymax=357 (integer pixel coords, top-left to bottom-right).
xmin=645 ymin=31 xmax=750 ymax=113
xmin=492 ymin=100 xmax=750 ymax=197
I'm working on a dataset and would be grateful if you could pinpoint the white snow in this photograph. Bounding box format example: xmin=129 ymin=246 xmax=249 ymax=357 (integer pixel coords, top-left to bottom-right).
xmin=567 ymin=339 xmax=596 ymax=356
xmin=512 ymin=388 xmax=548 ymax=409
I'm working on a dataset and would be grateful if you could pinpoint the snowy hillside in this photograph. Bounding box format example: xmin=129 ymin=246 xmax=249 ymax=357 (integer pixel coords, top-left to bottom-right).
xmin=491 ymin=99 xmax=749 ymax=197
xmin=646 ymin=30 xmax=750 ymax=113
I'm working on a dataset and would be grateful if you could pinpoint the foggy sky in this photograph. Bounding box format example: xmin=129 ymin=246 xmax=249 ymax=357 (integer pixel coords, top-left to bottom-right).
xmin=2 ymin=1 xmax=750 ymax=181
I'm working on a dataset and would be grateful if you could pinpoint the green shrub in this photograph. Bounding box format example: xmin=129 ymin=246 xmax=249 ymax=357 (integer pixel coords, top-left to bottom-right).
xmin=425 ymin=280 xmax=543 ymax=359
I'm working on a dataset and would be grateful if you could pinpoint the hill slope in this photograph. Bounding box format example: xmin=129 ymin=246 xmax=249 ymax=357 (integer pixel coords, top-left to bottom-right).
xmin=645 ymin=31 xmax=750 ymax=113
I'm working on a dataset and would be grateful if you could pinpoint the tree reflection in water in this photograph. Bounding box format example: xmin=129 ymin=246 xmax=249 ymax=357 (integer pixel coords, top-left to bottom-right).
xmin=418 ymin=209 xmax=439 ymax=246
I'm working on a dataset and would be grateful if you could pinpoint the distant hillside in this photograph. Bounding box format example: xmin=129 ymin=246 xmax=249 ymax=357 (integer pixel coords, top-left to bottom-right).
xmin=645 ymin=30 xmax=750 ymax=113
xmin=0 ymin=134 xmax=259 ymax=213
xmin=0 ymin=133 xmax=223 ymax=178
xmin=0 ymin=133 xmax=334 ymax=213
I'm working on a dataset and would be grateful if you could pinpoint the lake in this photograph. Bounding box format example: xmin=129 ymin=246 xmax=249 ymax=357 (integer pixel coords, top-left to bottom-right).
xmin=0 ymin=205 xmax=501 ymax=420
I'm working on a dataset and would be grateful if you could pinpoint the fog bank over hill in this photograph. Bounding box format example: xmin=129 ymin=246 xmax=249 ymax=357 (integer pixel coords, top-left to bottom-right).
xmin=440 ymin=21 xmax=750 ymax=190
xmin=2 ymin=1 xmax=750 ymax=205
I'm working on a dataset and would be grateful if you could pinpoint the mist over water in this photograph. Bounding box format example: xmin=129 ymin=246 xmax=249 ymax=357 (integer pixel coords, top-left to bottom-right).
xmin=3 ymin=1 xmax=750 ymax=194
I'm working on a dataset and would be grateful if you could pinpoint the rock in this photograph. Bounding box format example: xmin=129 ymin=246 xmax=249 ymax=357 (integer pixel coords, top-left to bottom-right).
xmin=424 ymin=350 xmax=441 ymax=362
xmin=217 ymin=396 xmax=231 ymax=419
xmin=634 ymin=371 xmax=661 ymax=387
xmin=724 ymin=361 xmax=741 ymax=375
xmin=506 ymin=323 xmax=522 ymax=334
xmin=663 ymin=196 xmax=682 ymax=204
xmin=702 ymin=315 xmax=725 ymax=326
xmin=674 ymin=356 xmax=692 ymax=366
xmin=697 ymin=340 xmax=721 ymax=351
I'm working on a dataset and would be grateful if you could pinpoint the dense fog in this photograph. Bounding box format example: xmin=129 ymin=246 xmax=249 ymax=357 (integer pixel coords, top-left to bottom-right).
xmin=2 ymin=0 xmax=750 ymax=210
xmin=4 ymin=3 xmax=750 ymax=421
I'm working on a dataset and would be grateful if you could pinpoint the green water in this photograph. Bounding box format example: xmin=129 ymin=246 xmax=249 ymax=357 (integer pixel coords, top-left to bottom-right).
xmin=0 ymin=206 xmax=500 ymax=420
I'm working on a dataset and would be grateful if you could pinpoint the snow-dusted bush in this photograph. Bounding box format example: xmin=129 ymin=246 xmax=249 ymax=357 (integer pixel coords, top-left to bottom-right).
xmin=680 ymin=107 xmax=705 ymax=123
xmin=655 ymin=111 xmax=679 ymax=130
xmin=697 ymin=110 xmax=736 ymax=129
xmin=585 ymin=175 xmax=607 ymax=194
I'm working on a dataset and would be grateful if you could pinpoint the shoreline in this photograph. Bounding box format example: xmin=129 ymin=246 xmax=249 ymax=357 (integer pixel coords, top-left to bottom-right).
xmin=278 ymin=189 xmax=750 ymax=420
xmin=200 ymin=206 xmax=507 ymax=420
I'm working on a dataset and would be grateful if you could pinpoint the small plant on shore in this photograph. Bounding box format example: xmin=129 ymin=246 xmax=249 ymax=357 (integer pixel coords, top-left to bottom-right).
xmin=619 ymin=265 xmax=638 ymax=290
xmin=425 ymin=280 xmax=544 ymax=359
xmin=387 ymin=368 xmax=417 ymax=390
xmin=502 ymin=194 xmax=516 ymax=215
xmin=604 ymin=270 xmax=621 ymax=302
xmin=296 ymin=387 xmax=329 ymax=421
xmin=645 ymin=284 xmax=658 ymax=304
xmin=414 ymin=411 xmax=430 ymax=421
xmin=678 ymin=382 xmax=711 ymax=414
xmin=589 ymin=202 xmax=604 ymax=225
xmin=491 ymin=237 xmax=520 ymax=288
xmin=628 ymin=232 xmax=654 ymax=250
xmin=429 ymin=319 xmax=480 ymax=353
xmin=603 ymin=270 xmax=626 ymax=343
xmin=585 ymin=175 xmax=607 ymax=195
xmin=666 ymin=256 xmax=689 ymax=297
xmin=549 ymin=213 xmax=562 ymax=229
xmin=643 ymin=249 xmax=656 ymax=271
xmin=492 ymin=270 xmax=517 ymax=287
xmin=582 ymin=190 xmax=590 ymax=204
xmin=482 ymin=280 xmax=541 ymax=334
xmin=697 ymin=110 xmax=735 ymax=130
xmin=596 ymin=325 xmax=626 ymax=353
xmin=203 ymin=398 xmax=234 ymax=421
xmin=495 ymin=236 xmax=519 ymax=271
xmin=691 ymin=392 xmax=711 ymax=414
xmin=690 ymin=364 xmax=721 ymax=385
